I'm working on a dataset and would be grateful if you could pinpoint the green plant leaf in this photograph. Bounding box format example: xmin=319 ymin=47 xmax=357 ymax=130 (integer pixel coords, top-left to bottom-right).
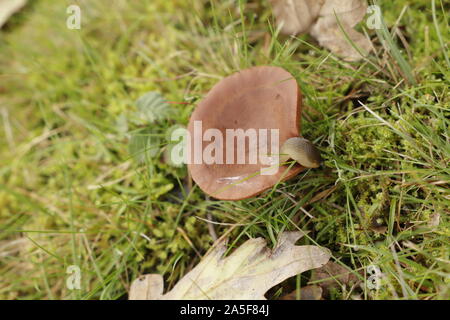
xmin=129 ymin=127 xmax=161 ymax=163
xmin=136 ymin=91 xmax=172 ymax=123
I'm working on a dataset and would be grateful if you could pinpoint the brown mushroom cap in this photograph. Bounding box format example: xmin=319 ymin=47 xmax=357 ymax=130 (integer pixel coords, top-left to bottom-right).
xmin=187 ymin=66 xmax=304 ymax=200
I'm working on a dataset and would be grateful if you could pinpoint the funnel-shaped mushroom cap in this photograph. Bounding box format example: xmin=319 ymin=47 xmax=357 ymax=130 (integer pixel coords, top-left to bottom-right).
xmin=187 ymin=66 xmax=304 ymax=200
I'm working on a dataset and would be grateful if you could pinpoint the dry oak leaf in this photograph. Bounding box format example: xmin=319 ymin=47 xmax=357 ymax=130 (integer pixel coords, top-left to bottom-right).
xmin=310 ymin=261 xmax=360 ymax=297
xmin=281 ymin=285 xmax=323 ymax=300
xmin=0 ymin=0 xmax=27 ymax=28
xmin=129 ymin=231 xmax=331 ymax=300
xmin=270 ymin=0 xmax=372 ymax=61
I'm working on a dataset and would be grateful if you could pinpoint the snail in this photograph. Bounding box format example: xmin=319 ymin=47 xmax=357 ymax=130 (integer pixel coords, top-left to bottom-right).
xmin=280 ymin=137 xmax=322 ymax=168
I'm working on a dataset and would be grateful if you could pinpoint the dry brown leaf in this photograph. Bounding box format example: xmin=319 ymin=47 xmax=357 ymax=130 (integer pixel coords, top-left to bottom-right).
xmin=0 ymin=0 xmax=27 ymax=28
xmin=270 ymin=0 xmax=325 ymax=35
xmin=129 ymin=231 xmax=331 ymax=300
xmin=281 ymin=285 xmax=323 ymax=300
xmin=370 ymin=224 xmax=388 ymax=234
xmin=270 ymin=0 xmax=372 ymax=61
xmin=309 ymin=261 xmax=360 ymax=296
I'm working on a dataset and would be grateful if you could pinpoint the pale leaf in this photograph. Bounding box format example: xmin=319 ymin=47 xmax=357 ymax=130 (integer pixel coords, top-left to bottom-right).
xmin=270 ymin=0 xmax=372 ymax=61
xmin=0 ymin=0 xmax=27 ymax=28
xmin=269 ymin=0 xmax=324 ymax=35
xmin=129 ymin=231 xmax=331 ymax=300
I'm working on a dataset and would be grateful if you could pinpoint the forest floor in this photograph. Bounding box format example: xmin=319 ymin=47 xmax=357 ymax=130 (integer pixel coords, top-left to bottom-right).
xmin=0 ymin=0 xmax=448 ymax=299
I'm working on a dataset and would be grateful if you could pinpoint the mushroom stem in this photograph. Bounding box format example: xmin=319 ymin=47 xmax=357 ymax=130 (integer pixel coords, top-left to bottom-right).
xmin=280 ymin=137 xmax=322 ymax=168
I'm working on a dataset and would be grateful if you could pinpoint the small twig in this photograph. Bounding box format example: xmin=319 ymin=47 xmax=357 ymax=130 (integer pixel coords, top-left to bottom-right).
xmin=195 ymin=216 xmax=248 ymax=227
xmin=1 ymin=107 xmax=14 ymax=150
xmin=206 ymin=213 xmax=218 ymax=242
xmin=177 ymin=227 xmax=201 ymax=258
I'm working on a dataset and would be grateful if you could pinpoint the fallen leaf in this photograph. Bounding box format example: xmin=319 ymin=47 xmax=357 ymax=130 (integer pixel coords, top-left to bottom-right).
xmin=309 ymin=261 xmax=360 ymax=296
xmin=0 ymin=238 xmax=27 ymax=258
xmin=0 ymin=0 xmax=27 ymax=28
xmin=129 ymin=231 xmax=331 ymax=300
xmin=270 ymin=0 xmax=324 ymax=35
xmin=270 ymin=0 xmax=372 ymax=61
xmin=281 ymin=285 xmax=323 ymax=300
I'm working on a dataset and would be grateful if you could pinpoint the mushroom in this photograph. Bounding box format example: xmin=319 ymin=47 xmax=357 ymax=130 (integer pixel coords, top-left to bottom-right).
xmin=187 ymin=66 xmax=321 ymax=200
